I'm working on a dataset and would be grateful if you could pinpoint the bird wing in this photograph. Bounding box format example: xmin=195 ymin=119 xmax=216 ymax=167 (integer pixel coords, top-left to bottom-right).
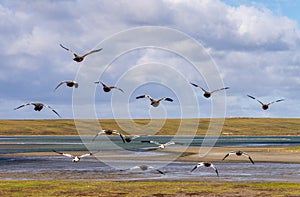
xmin=141 ymin=140 xmax=161 ymax=146
xmin=164 ymin=141 xmax=175 ymax=147
xmin=210 ymin=164 xmax=219 ymax=177
xmin=145 ymin=95 xmax=154 ymax=101
xmin=247 ymin=95 xmax=264 ymax=105
xmin=60 ymin=44 xmax=76 ymax=55
xmin=211 ymin=87 xmax=230 ymax=94
xmin=136 ymin=95 xmax=146 ymax=99
xmin=267 ymin=99 xmax=284 ymax=106
xmin=82 ymin=48 xmax=103 ymax=58
xmin=110 ymin=86 xmax=124 ymax=93
xmin=79 ymin=152 xmax=92 ymax=158
xmin=119 ymin=134 xmax=126 ymax=143
xmin=53 ymin=150 xmax=74 ymax=158
xmin=190 ymin=82 xmax=207 ymax=92
xmin=54 ymin=81 xmax=66 ymax=91
xmin=45 ymin=105 xmax=61 ymax=118
xmin=156 ymin=169 xmax=165 ymax=175
xmin=14 ymin=103 xmax=32 ymax=110
xmin=242 ymin=152 xmax=255 ymax=164
xmin=222 ymin=151 xmax=236 ymax=160
xmin=112 ymin=130 xmax=121 ymax=135
xmin=191 ymin=163 xmax=203 ymax=172
xmin=131 ymin=135 xmax=140 ymax=140
xmin=158 ymin=97 xmax=173 ymax=102
xmin=92 ymin=130 xmax=105 ymax=141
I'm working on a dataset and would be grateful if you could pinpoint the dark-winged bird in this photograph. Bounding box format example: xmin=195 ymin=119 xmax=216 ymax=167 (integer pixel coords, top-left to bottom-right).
xmin=14 ymin=103 xmax=61 ymax=118
xmin=190 ymin=82 xmax=229 ymax=98
xmin=136 ymin=95 xmax=173 ymax=107
xmin=60 ymin=44 xmax=102 ymax=62
xmin=247 ymin=95 xmax=284 ymax=110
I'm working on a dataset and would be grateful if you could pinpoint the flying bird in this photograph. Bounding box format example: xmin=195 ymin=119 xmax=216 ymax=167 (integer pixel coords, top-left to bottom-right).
xmin=141 ymin=140 xmax=177 ymax=149
xmin=14 ymin=103 xmax=61 ymax=118
xmin=54 ymin=81 xmax=78 ymax=91
xmin=52 ymin=150 xmax=93 ymax=163
xmin=136 ymin=95 xmax=173 ymax=107
xmin=120 ymin=134 xmax=140 ymax=143
xmin=60 ymin=44 xmax=102 ymax=62
xmin=92 ymin=129 xmax=123 ymax=141
xmin=191 ymin=162 xmax=219 ymax=177
xmin=94 ymin=81 xmax=124 ymax=93
xmin=222 ymin=150 xmax=255 ymax=164
xmin=247 ymin=95 xmax=284 ymax=110
xmin=190 ymin=82 xmax=229 ymax=98
xmin=121 ymin=165 xmax=165 ymax=175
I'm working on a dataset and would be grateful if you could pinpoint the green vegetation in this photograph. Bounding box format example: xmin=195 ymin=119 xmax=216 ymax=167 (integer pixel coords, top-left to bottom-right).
xmin=0 ymin=118 xmax=299 ymax=136
xmin=0 ymin=180 xmax=299 ymax=196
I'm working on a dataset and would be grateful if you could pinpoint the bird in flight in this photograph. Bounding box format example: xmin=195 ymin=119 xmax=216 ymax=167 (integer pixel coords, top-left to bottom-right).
xmin=60 ymin=44 xmax=102 ymax=62
xmin=121 ymin=165 xmax=165 ymax=175
xmin=52 ymin=150 xmax=93 ymax=163
xmin=190 ymin=82 xmax=229 ymax=98
xmin=222 ymin=150 xmax=255 ymax=164
xmin=141 ymin=140 xmax=177 ymax=149
xmin=14 ymin=103 xmax=61 ymax=118
xmin=94 ymin=81 xmax=124 ymax=93
xmin=247 ymin=95 xmax=284 ymax=110
xmin=136 ymin=95 xmax=173 ymax=107
xmin=92 ymin=129 xmax=123 ymax=141
xmin=191 ymin=162 xmax=219 ymax=177
xmin=54 ymin=81 xmax=78 ymax=91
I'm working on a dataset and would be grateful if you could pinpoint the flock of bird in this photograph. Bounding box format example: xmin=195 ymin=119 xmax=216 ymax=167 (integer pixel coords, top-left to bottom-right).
xmin=12 ymin=44 xmax=282 ymax=177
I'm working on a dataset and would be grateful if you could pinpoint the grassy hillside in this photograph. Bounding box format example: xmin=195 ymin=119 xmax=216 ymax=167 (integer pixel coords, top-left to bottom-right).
xmin=0 ymin=118 xmax=299 ymax=136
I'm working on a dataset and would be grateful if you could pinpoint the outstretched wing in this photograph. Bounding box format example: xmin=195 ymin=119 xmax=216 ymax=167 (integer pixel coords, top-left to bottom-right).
xmin=190 ymin=82 xmax=207 ymax=92
xmin=79 ymin=152 xmax=93 ymax=158
xmin=14 ymin=103 xmax=32 ymax=110
xmin=60 ymin=44 xmax=76 ymax=55
xmin=164 ymin=141 xmax=175 ymax=147
xmin=136 ymin=95 xmax=146 ymax=99
xmin=210 ymin=164 xmax=219 ymax=177
xmin=211 ymin=87 xmax=230 ymax=94
xmin=222 ymin=151 xmax=236 ymax=160
xmin=247 ymin=95 xmax=264 ymax=105
xmin=141 ymin=140 xmax=161 ymax=146
xmin=82 ymin=48 xmax=103 ymax=58
xmin=158 ymin=97 xmax=173 ymax=102
xmin=156 ymin=169 xmax=165 ymax=175
xmin=53 ymin=150 xmax=74 ymax=158
xmin=110 ymin=86 xmax=124 ymax=93
xmin=119 ymin=134 xmax=126 ymax=143
xmin=54 ymin=81 xmax=66 ymax=91
xmin=191 ymin=163 xmax=203 ymax=172
xmin=242 ymin=152 xmax=255 ymax=164
xmin=267 ymin=99 xmax=284 ymax=106
xmin=44 ymin=105 xmax=61 ymax=118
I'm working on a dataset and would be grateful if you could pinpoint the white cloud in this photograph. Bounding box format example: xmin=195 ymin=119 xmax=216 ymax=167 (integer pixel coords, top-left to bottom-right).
xmin=1 ymin=0 xmax=300 ymax=119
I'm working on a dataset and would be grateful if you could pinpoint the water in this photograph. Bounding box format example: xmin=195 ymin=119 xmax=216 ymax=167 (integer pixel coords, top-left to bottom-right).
xmin=0 ymin=136 xmax=300 ymax=181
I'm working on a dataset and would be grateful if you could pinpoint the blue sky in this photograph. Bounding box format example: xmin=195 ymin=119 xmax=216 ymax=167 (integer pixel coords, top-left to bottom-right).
xmin=0 ymin=0 xmax=299 ymax=119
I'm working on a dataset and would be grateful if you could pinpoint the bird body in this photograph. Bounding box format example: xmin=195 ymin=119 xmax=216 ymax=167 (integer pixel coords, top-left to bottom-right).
xmin=94 ymin=81 xmax=124 ymax=93
xmin=120 ymin=135 xmax=140 ymax=143
xmin=136 ymin=95 xmax=173 ymax=107
xmin=14 ymin=103 xmax=61 ymax=118
xmin=222 ymin=150 xmax=255 ymax=164
xmin=60 ymin=44 xmax=102 ymax=62
xmin=191 ymin=162 xmax=219 ymax=176
xmin=247 ymin=95 xmax=284 ymax=110
xmin=190 ymin=82 xmax=229 ymax=98
xmin=52 ymin=150 xmax=93 ymax=163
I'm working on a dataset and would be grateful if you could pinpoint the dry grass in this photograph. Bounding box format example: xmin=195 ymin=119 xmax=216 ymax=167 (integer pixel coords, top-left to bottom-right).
xmin=0 ymin=180 xmax=299 ymax=197
xmin=0 ymin=118 xmax=299 ymax=136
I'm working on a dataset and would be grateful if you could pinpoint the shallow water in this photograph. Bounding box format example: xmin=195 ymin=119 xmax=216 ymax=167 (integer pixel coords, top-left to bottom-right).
xmin=0 ymin=156 xmax=299 ymax=182
xmin=0 ymin=136 xmax=299 ymax=181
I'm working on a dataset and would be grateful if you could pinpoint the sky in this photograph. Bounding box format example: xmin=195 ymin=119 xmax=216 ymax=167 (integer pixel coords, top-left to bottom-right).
xmin=1 ymin=0 xmax=300 ymax=119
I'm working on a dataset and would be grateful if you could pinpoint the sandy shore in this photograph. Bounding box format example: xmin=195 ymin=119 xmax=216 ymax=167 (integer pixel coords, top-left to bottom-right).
xmin=3 ymin=146 xmax=300 ymax=163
